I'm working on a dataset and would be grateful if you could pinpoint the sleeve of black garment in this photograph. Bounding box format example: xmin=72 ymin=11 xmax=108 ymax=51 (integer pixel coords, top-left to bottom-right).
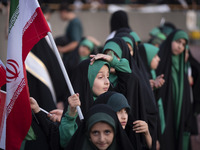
xmin=35 ymin=111 xmax=61 ymax=150
xmin=114 ymin=71 xmax=131 ymax=96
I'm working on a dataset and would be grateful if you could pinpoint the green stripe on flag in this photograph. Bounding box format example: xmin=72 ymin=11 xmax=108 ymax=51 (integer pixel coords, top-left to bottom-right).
xmin=9 ymin=0 xmax=19 ymax=33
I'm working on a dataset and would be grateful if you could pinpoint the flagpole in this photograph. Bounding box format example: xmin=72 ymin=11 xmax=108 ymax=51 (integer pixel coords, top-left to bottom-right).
xmin=47 ymin=32 xmax=84 ymax=120
xmin=0 ymin=90 xmax=53 ymax=117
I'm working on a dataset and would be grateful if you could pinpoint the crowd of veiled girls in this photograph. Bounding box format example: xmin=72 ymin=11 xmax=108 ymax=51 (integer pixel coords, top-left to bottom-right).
xmin=18 ymin=4 xmax=200 ymax=150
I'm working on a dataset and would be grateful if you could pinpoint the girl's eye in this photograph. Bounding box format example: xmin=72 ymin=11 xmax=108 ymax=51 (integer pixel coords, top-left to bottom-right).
xmin=92 ymin=131 xmax=99 ymax=135
xmin=105 ymin=130 xmax=111 ymax=135
xmin=117 ymin=111 xmax=122 ymax=114
xmin=98 ymin=76 xmax=103 ymax=79
xmin=117 ymin=109 xmax=127 ymax=114
xmin=176 ymin=40 xmax=181 ymax=44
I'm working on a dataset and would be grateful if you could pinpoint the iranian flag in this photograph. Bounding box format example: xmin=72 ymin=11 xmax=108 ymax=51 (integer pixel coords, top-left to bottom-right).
xmin=0 ymin=0 xmax=50 ymax=149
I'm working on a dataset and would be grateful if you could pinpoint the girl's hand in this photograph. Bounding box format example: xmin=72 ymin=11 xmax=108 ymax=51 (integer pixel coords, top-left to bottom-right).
xmin=149 ymin=79 xmax=155 ymax=90
xmin=90 ymin=54 xmax=113 ymax=65
xmin=68 ymin=93 xmax=81 ymax=117
xmin=154 ymin=74 xmax=165 ymax=88
xmin=133 ymin=120 xmax=152 ymax=149
xmin=30 ymin=97 xmax=40 ymax=113
xmin=48 ymin=109 xmax=63 ymax=122
xmin=133 ymin=120 xmax=149 ymax=135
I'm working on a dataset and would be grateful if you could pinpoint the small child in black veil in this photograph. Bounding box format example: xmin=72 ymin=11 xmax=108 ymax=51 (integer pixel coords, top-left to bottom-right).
xmin=65 ymin=104 xmax=135 ymax=150
xmin=93 ymin=91 xmax=152 ymax=150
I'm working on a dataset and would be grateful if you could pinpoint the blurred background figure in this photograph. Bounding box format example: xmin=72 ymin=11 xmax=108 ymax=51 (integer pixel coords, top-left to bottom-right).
xmin=55 ymin=2 xmax=83 ymax=65
xmin=106 ymin=10 xmax=130 ymax=40
xmin=63 ymin=36 xmax=101 ymax=79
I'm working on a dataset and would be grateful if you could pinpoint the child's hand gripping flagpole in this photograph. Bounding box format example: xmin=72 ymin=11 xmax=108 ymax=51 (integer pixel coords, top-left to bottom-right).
xmin=47 ymin=32 xmax=84 ymax=120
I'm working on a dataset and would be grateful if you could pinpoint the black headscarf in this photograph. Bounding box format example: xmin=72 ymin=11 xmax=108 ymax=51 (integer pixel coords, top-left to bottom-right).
xmin=110 ymin=10 xmax=130 ymax=33
xmin=65 ymin=104 xmax=135 ymax=150
xmin=156 ymin=30 xmax=193 ymax=150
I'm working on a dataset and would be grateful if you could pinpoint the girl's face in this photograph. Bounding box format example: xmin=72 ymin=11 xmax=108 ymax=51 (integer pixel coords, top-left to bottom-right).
xmin=150 ymin=55 xmax=160 ymax=70
xmin=116 ymin=108 xmax=128 ymax=129
xmin=79 ymin=46 xmax=90 ymax=57
xmin=171 ymin=39 xmax=186 ymax=55
xmin=90 ymin=122 xmax=114 ymax=150
xmin=92 ymin=65 xmax=110 ymax=96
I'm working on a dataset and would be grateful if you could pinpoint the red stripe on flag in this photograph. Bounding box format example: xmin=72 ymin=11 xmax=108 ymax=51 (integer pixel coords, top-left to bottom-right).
xmin=0 ymin=65 xmax=6 ymax=87
xmin=0 ymin=90 xmax=6 ymax=140
xmin=22 ymin=7 xmax=50 ymax=62
xmin=6 ymin=78 xmax=31 ymax=150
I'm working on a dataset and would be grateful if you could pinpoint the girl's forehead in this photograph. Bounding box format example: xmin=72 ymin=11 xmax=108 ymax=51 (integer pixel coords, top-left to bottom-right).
xmin=174 ymin=38 xmax=187 ymax=44
xmin=98 ymin=65 xmax=109 ymax=72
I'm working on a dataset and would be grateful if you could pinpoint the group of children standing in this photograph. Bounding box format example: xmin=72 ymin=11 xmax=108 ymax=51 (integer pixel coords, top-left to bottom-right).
xmin=24 ymin=8 xmax=198 ymax=150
